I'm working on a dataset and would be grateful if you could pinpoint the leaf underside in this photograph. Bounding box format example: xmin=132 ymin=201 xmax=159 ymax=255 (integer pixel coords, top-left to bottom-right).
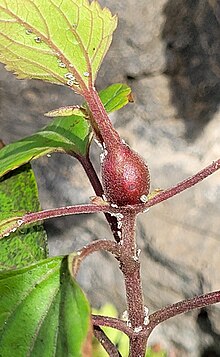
xmin=0 ymin=0 xmax=117 ymax=91
xmin=0 ymin=256 xmax=91 ymax=357
xmin=0 ymin=164 xmax=48 ymax=270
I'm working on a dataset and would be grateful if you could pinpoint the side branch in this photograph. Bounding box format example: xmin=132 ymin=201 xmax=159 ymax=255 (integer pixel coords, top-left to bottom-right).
xmin=70 ymin=239 xmax=120 ymax=276
xmin=23 ymin=203 xmax=111 ymax=224
xmin=76 ymin=154 xmax=120 ymax=242
xmin=147 ymin=290 xmax=220 ymax=334
xmin=0 ymin=203 xmax=115 ymax=238
xmin=92 ymin=315 xmax=132 ymax=337
xmin=144 ymin=159 xmax=220 ymax=210
xmin=93 ymin=326 xmax=122 ymax=357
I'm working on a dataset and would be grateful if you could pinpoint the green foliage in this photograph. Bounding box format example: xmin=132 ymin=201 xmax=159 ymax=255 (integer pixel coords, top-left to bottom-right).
xmin=0 ymin=0 xmax=117 ymax=90
xmin=0 ymin=83 xmax=131 ymax=179
xmin=99 ymin=83 xmax=132 ymax=113
xmin=0 ymin=164 xmax=47 ymax=270
xmin=0 ymin=256 xmax=91 ymax=357
xmin=0 ymin=1 xmax=159 ymax=356
xmin=0 ymin=114 xmax=91 ymax=179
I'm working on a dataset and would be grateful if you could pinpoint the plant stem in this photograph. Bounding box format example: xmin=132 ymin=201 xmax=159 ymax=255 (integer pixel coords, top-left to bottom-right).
xmin=119 ymin=211 xmax=147 ymax=357
xmin=142 ymin=158 xmax=220 ymax=210
xmin=110 ymin=158 xmax=220 ymax=216
xmin=0 ymin=203 xmax=115 ymax=239
xmin=83 ymin=87 xmax=121 ymax=151
xmin=23 ymin=203 xmax=111 ymax=223
xmin=146 ymin=290 xmax=220 ymax=336
xmin=93 ymin=326 xmax=122 ymax=357
xmin=70 ymin=239 xmax=120 ymax=276
xmin=92 ymin=315 xmax=132 ymax=336
xmin=76 ymin=154 xmax=120 ymax=242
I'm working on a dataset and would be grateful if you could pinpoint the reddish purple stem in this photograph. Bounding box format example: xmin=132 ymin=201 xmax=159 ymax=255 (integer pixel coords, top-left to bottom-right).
xmin=142 ymin=158 xmax=220 ymax=210
xmin=146 ymin=290 xmax=220 ymax=335
xmin=93 ymin=326 xmax=122 ymax=357
xmin=11 ymin=158 xmax=220 ymax=232
xmin=23 ymin=203 xmax=112 ymax=225
xmin=92 ymin=315 xmax=132 ymax=336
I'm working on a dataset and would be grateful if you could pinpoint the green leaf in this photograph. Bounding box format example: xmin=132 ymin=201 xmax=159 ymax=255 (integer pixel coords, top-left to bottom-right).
xmin=0 ymin=83 xmax=131 ymax=179
xmin=99 ymin=83 xmax=133 ymax=113
xmin=0 ymin=114 xmax=92 ymax=179
xmin=0 ymin=164 xmax=48 ymax=270
xmin=46 ymin=83 xmax=132 ymax=117
xmin=0 ymin=256 xmax=92 ymax=357
xmin=0 ymin=0 xmax=117 ymax=91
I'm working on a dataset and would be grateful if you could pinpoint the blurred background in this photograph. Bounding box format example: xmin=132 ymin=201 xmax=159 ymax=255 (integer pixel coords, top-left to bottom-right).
xmin=1 ymin=1 xmax=220 ymax=355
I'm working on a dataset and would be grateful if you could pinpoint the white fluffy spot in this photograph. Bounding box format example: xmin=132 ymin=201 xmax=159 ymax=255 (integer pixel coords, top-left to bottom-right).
xmin=17 ymin=219 xmax=24 ymax=226
xmin=58 ymin=61 xmax=66 ymax=68
xmin=67 ymin=80 xmax=74 ymax=87
xmin=134 ymin=326 xmax=143 ymax=333
xmin=144 ymin=306 xmax=150 ymax=325
xmin=117 ymin=220 xmax=122 ymax=229
xmin=65 ymin=73 xmax=75 ymax=81
xmin=34 ymin=36 xmax=41 ymax=43
xmin=144 ymin=316 xmax=150 ymax=325
xmin=110 ymin=213 xmax=124 ymax=219
xmin=140 ymin=194 xmax=148 ymax=203
xmin=122 ymin=310 xmax=128 ymax=320
xmin=143 ymin=208 xmax=149 ymax=213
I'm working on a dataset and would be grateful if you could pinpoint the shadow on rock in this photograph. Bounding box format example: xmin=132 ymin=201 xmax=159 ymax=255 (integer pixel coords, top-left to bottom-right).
xmin=162 ymin=0 xmax=220 ymax=140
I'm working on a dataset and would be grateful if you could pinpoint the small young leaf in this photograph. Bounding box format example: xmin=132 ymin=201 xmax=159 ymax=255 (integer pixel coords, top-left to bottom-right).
xmin=0 ymin=214 xmax=25 ymax=240
xmin=0 ymin=114 xmax=92 ymax=179
xmin=99 ymin=83 xmax=133 ymax=113
xmin=0 ymin=164 xmax=47 ymax=270
xmin=45 ymin=105 xmax=87 ymax=118
xmin=0 ymin=0 xmax=117 ymax=91
xmin=0 ymin=256 xmax=92 ymax=357
xmin=46 ymin=83 xmax=132 ymax=118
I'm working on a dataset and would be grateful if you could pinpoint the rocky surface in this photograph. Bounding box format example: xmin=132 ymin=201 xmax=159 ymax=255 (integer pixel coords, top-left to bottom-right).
xmin=1 ymin=0 xmax=220 ymax=356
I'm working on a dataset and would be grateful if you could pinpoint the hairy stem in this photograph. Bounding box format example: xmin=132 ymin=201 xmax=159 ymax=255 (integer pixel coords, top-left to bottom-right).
xmin=76 ymin=154 xmax=120 ymax=242
xmin=142 ymin=158 xmax=220 ymax=210
xmin=93 ymin=326 xmax=122 ymax=357
xmin=119 ymin=212 xmax=147 ymax=357
xmin=83 ymin=87 xmax=121 ymax=151
xmin=23 ymin=203 xmax=111 ymax=223
xmin=0 ymin=203 xmax=116 ymax=238
xmin=92 ymin=315 xmax=132 ymax=336
xmin=147 ymin=290 xmax=220 ymax=335
xmin=70 ymin=239 xmax=120 ymax=276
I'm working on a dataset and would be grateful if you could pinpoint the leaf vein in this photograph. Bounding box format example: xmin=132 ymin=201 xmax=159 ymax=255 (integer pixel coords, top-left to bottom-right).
xmin=50 ymin=0 xmax=92 ymax=78
xmin=0 ymin=264 xmax=60 ymax=338
xmin=27 ymin=286 xmax=60 ymax=357
xmin=0 ymin=39 xmax=65 ymax=84
xmin=0 ymin=3 xmax=83 ymax=90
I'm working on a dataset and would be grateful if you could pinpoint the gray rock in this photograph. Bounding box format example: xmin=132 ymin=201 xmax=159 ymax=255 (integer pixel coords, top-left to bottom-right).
xmin=1 ymin=0 xmax=220 ymax=356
